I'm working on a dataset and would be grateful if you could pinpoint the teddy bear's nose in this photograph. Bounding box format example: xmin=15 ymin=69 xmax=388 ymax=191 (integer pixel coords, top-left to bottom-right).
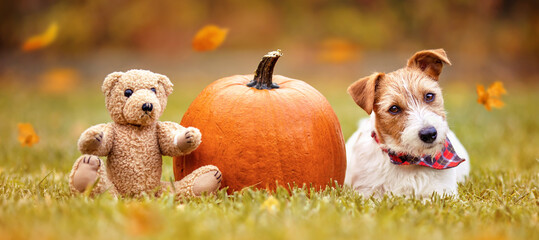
xmin=142 ymin=103 xmax=153 ymax=112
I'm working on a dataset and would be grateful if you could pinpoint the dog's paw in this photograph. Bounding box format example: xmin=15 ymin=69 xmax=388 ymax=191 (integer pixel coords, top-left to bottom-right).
xmin=174 ymin=127 xmax=202 ymax=153
xmin=72 ymin=155 xmax=102 ymax=192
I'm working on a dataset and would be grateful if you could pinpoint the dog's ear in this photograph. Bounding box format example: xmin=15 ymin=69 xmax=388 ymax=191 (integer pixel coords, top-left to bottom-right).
xmin=347 ymin=72 xmax=384 ymax=114
xmin=407 ymin=49 xmax=451 ymax=80
xmin=102 ymin=71 xmax=123 ymax=96
xmin=157 ymin=73 xmax=173 ymax=96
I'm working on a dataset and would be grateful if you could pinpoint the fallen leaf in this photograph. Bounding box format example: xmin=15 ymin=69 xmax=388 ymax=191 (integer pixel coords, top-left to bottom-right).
xmin=192 ymin=25 xmax=228 ymax=52
xmin=17 ymin=123 xmax=40 ymax=147
xmin=40 ymin=68 xmax=80 ymax=94
xmin=22 ymin=22 xmax=58 ymax=52
xmin=260 ymin=196 xmax=279 ymax=214
xmin=318 ymin=38 xmax=359 ymax=63
xmin=176 ymin=204 xmax=186 ymax=211
xmin=477 ymin=81 xmax=507 ymax=111
xmin=472 ymin=229 xmax=507 ymax=240
xmin=125 ymin=203 xmax=163 ymax=236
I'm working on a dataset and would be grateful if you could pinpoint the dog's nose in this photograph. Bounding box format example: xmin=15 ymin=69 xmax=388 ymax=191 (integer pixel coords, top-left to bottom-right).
xmin=419 ymin=126 xmax=437 ymax=143
xmin=142 ymin=103 xmax=153 ymax=112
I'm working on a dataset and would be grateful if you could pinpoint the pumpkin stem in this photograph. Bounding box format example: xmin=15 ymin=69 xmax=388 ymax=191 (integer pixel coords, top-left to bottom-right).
xmin=247 ymin=50 xmax=282 ymax=90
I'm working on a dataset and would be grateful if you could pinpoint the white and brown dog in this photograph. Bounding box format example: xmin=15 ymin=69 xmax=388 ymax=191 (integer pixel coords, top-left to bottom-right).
xmin=344 ymin=49 xmax=470 ymax=197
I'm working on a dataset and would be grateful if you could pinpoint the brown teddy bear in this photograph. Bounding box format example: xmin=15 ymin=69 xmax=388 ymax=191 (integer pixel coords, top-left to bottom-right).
xmin=68 ymin=69 xmax=222 ymax=197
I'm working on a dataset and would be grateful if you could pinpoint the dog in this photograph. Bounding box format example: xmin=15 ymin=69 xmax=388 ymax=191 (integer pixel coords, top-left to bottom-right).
xmin=344 ymin=49 xmax=470 ymax=197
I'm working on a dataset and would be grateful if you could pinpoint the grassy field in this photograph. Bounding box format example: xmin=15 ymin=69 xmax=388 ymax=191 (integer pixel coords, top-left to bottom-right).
xmin=0 ymin=79 xmax=537 ymax=240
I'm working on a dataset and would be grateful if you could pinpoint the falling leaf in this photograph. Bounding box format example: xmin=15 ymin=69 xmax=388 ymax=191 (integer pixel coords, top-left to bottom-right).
xmin=192 ymin=25 xmax=228 ymax=52
xmin=22 ymin=22 xmax=58 ymax=52
xmin=477 ymin=81 xmax=507 ymax=111
xmin=124 ymin=203 xmax=163 ymax=236
xmin=39 ymin=68 xmax=80 ymax=94
xmin=317 ymin=38 xmax=360 ymax=63
xmin=486 ymin=81 xmax=507 ymax=97
xmin=18 ymin=123 xmax=40 ymax=147
xmin=260 ymin=196 xmax=279 ymax=214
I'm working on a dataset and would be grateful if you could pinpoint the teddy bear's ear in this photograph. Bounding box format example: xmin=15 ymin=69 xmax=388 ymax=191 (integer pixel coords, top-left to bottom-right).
xmin=102 ymin=72 xmax=123 ymax=96
xmin=157 ymin=74 xmax=173 ymax=96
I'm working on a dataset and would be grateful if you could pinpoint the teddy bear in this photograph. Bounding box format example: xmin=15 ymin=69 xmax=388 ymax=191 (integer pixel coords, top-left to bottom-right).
xmin=68 ymin=69 xmax=222 ymax=197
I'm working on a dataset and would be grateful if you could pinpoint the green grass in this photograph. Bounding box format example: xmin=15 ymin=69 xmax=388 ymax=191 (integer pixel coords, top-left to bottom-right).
xmin=0 ymin=80 xmax=537 ymax=240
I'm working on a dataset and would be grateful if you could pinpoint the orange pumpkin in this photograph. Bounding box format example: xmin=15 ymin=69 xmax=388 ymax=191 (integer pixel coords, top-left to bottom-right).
xmin=173 ymin=50 xmax=346 ymax=192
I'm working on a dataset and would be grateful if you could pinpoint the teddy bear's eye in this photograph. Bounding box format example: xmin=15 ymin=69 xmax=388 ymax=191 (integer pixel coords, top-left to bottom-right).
xmin=151 ymin=88 xmax=156 ymax=94
xmin=124 ymin=89 xmax=133 ymax=98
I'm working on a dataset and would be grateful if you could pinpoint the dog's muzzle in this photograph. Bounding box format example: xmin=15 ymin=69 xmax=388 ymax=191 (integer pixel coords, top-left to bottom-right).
xmin=418 ymin=126 xmax=437 ymax=143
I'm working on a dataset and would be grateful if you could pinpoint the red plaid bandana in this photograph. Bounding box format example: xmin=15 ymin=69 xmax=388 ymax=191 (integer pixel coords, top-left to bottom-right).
xmin=371 ymin=131 xmax=465 ymax=170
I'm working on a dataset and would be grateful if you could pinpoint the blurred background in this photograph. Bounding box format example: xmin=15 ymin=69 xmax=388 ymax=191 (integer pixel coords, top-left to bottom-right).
xmin=0 ymin=0 xmax=537 ymax=173
xmin=1 ymin=0 xmax=538 ymax=83
xmin=1 ymin=2 xmax=537 ymax=239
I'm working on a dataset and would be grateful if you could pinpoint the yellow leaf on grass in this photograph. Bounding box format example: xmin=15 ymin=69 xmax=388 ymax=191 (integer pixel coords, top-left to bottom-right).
xmin=192 ymin=25 xmax=228 ymax=52
xmin=22 ymin=22 xmax=58 ymax=52
xmin=260 ymin=196 xmax=279 ymax=214
xmin=318 ymin=38 xmax=359 ymax=63
xmin=17 ymin=123 xmax=39 ymax=147
xmin=476 ymin=81 xmax=507 ymax=111
xmin=40 ymin=68 xmax=80 ymax=93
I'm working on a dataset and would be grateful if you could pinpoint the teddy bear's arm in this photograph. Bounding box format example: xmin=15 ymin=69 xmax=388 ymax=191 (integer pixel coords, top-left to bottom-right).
xmin=157 ymin=121 xmax=201 ymax=156
xmin=78 ymin=123 xmax=114 ymax=156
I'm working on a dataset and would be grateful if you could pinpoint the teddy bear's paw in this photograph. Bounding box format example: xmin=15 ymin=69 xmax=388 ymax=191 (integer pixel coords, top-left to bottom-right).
xmin=72 ymin=155 xmax=102 ymax=192
xmin=192 ymin=170 xmax=222 ymax=196
xmin=174 ymin=127 xmax=202 ymax=153
xmin=80 ymin=129 xmax=104 ymax=151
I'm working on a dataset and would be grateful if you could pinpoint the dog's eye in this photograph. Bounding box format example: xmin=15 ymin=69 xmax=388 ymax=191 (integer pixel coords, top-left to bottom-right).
xmin=425 ymin=93 xmax=435 ymax=103
xmin=151 ymin=88 xmax=156 ymax=94
xmin=388 ymin=105 xmax=401 ymax=114
xmin=124 ymin=89 xmax=133 ymax=98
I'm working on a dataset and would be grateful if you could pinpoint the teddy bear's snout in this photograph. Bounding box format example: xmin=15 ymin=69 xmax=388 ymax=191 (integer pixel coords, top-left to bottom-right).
xmin=120 ymin=89 xmax=163 ymax=126
xmin=142 ymin=103 xmax=153 ymax=112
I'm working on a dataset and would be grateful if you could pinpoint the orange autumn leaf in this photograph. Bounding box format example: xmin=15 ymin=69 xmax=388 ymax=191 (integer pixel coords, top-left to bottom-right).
xmin=124 ymin=203 xmax=163 ymax=236
xmin=17 ymin=123 xmax=40 ymax=147
xmin=22 ymin=22 xmax=58 ymax=52
xmin=487 ymin=81 xmax=507 ymax=97
xmin=40 ymin=68 xmax=81 ymax=94
xmin=192 ymin=25 xmax=228 ymax=52
xmin=477 ymin=81 xmax=507 ymax=111
xmin=318 ymin=38 xmax=360 ymax=63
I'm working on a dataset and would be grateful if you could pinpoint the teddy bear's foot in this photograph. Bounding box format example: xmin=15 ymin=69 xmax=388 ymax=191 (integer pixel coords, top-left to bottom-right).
xmin=72 ymin=155 xmax=101 ymax=192
xmin=171 ymin=165 xmax=222 ymax=197
xmin=193 ymin=169 xmax=222 ymax=196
